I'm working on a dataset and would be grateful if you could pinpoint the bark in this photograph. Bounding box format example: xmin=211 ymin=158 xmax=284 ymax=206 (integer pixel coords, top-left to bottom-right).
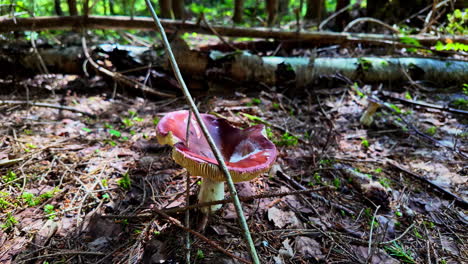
xmin=54 ymin=0 xmax=64 ymax=16
xmin=334 ymin=0 xmax=350 ymax=30
xmin=172 ymin=0 xmax=185 ymax=20
xmin=1 ymin=16 xmax=465 ymax=46
xmin=109 ymin=0 xmax=115 ymax=15
xmin=305 ymin=0 xmax=324 ymax=21
xmin=233 ymin=0 xmax=244 ymax=23
xmin=67 ymin=0 xmax=78 ymax=16
xmin=266 ymin=0 xmax=279 ymax=26
xmin=160 ymin=0 xmax=172 ymax=18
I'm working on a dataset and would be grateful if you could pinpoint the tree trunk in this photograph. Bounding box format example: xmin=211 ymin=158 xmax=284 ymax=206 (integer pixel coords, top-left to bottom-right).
xmin=83 ymin=0 xmax=90 ymax=17
xmin=54 ymin=0 xmax=63 ymax=16
xmin=233 ymin=0 xmax=244 ymax=23
xmin=160 ymin=0 xmax=172 ymax=18
xmin=172 ymin=0 xmax=185 ymax=20
xmin=334 ymin=0 xmax=350 ymax=30
xmin=67 ymin=0 xmax=78 ymax=16
xmin=266 ymin=0 xmax=278 ymax=26
xmin=304 ymin=0 xmax=324 ymax=21
xmin=366 ymin=0 xmax=385 ymax=18
xmin=109 ymin=0 xmax=115 ymax=15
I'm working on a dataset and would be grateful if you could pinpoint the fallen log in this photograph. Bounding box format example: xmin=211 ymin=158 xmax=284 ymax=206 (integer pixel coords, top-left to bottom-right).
xmin=2 ymin=43 xmax=467 ymax=89
xmin=0 ymin=15 xmax=466 ymax=46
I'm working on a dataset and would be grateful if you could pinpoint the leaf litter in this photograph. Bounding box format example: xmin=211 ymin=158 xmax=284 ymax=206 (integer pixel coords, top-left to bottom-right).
xmin=0 ymin=73 xmax=467 ymax=263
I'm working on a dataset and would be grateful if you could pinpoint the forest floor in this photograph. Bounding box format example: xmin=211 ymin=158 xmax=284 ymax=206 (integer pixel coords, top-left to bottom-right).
xmin=1 ymin=42 xmax=467 ymax=264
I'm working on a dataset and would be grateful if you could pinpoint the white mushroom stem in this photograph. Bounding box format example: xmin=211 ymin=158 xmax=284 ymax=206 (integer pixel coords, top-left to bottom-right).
xmin=360 ymin=101 xmax=381 ymax=126
xmin=198 ymin=177 xmax=225 ymax=214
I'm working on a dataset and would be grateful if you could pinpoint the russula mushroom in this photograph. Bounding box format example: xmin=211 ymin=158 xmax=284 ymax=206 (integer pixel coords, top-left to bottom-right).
xmin=156 ymin=110 xmax=277 ymax=214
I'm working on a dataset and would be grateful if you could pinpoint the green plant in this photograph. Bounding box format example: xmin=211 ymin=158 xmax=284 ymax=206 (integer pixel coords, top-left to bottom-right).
xmin=272 ymin=103 xmax=280 ymax=110
xmin=118 ymin=172 xmax=131 ymax=190
xmin=275 ymin=132 xmax=298 ymax=147
xmin=2 ymin=170 xmax=17 ymax=183
xmin=121 ymin=118 xmax=134 ymax=128
xmin=425 ymin=126 xmax=437 ymax=136
xmin=388 ymin=103 xmax=402 ymax=114
xmin=463 ymin=84 xmax=468 ymax=95
xmin=104 ymin=139 xmax=118 ymax=146
xmin=364 ymin=207 xmax=372 ymax=218
xmin=404 ymin=91 xmax=412 ymax=100
xmin=361 ymin=138 xmax=370 ymax=149
xmin=374 ymin=168 xmax=383 ymax=174
xmin=108 ymin=129 xmax=121 ymax=138
xmin=395 ymin=211 xmax=403 ymax=217
xmin=313 ymin=172 xmax=322 ymax=184
xmin=357 ymin=58 xmax=372 ymax=71
xmin=451 ymin=98 xmax=468 ymax=110
xmin=384 ymin=242 xmax=416 ymax=263
xmin=101 ymin=179 xmax=108 ymax=187
xmin=319 ymin=159 xmax=334 ymax=166
xmin=22 ymin=192 xmax=41 ymax=206
xmin=0 ymin=192 xmax=13 ymax=210
xmin=442 ymin=9 xmax=467 ymax=35
xmin=333 ymin=178 xmax=341 ymax=188
xmin=1 ymin=212 xmax=18 ymax=231
xmin=435 ymin=41 xmax=468 ymax=52
xmin=413 ymin=229 xmax=423 ymax=239
xmin=378 ymin=177 xmax=391 ymax=188
xmin=196 ymin=249 xmax=205 ymax=259
xmin=44 ymin=204 xmax=55 ymax=219
xmin=82 ymin=127 xmax=92 ymax=133
xmin=352 ymin=82 xmax=365 ymax=97
xmin=399 ymin=37 xmax=422 ymax=53
xmin=250 ymin=98 xmax=262 ymax=105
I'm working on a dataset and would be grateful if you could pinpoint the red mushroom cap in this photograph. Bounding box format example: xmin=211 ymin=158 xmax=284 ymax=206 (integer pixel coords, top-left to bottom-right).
xmin=156 ymin=110 xmax=277 ymax=182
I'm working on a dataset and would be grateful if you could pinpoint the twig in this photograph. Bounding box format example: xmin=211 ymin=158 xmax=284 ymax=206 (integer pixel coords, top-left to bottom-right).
xmin=17 ymin=250 xmax=104 ymax=263
xmin=379 ymin=222 xmax=415 ymax=245
xmin=151 ymin=207 xmax=252 ymax=264
xmin=81 ymin=36 xmax=175 ymax=98
xmin=344 ymin=17 xmax=400 ymax=34
xmin=388 ymin=161 xmax=468 ymax=209
xmin=0 ymin=158 xmax=23 ymax=167
xmin=420 ymin=0 xmax=450 ymax=34
xmin=374 ymin=96 xmax=468 ymax=159
xmin=201 ymin=13 xmax=238 ymax=51
xmin=276 ymin=170 xmax=355 ymax=215
xmin=145 ymin=1 xmax=260 ymax=263
xmin=382 ymin=93 xmax=468 ymax=116
xmin=30 ymin=30 xmax=49 ymax=75
xmin=319 ymin=2 xmax=353 ymax=31
xmin=367 ymin=205 xmax=381 ymax=258
xmin=101 ymin=187 xmax=331 ymax=219
xmin=0 ymin=100 xmax=96 ymax=118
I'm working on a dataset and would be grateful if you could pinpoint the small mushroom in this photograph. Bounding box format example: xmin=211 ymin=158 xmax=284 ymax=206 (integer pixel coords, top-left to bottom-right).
xmin=156 ymin=110 xmax=277 ymax=214
xmin=360 ymin=97 xmax=382 ymax=126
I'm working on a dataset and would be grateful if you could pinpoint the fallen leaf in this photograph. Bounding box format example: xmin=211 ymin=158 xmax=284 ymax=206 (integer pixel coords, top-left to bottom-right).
xmin=294 ymin=236 xmax=324 ymax=260
xmin=278 ymin=239 xmax=294 ymax=258
xmin=268 ymin=207 xmax=300 ymax=228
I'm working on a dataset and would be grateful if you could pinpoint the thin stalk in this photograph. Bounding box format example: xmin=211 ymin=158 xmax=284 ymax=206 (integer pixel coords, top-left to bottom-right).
xmin=185 ymin=172 xmax=191 ymax=263
xmin=144 ymin=1 xmax=260 ymax=263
